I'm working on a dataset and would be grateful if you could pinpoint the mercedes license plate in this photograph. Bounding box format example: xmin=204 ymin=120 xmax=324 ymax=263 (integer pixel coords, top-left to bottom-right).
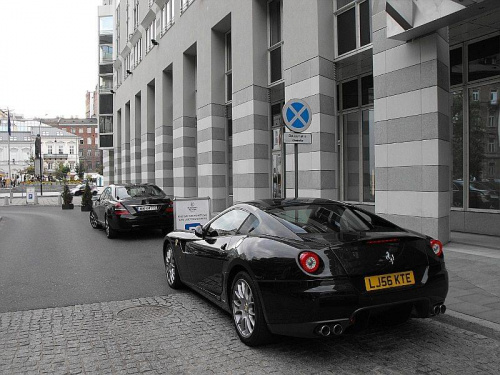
xmin=137 ymin=205 xmax=158 ymax=212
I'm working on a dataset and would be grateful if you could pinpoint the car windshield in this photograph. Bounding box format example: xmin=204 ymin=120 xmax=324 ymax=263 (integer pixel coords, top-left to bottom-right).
xmin=266 ymin=204 xmax=398 ymax=234
xmin=116 ymin=185 xmax=165 ymax=199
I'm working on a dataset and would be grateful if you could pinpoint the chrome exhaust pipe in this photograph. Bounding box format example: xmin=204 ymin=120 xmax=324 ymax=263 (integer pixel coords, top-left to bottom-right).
xmin=331 ymin=324 xmax=343 ymax=336
xmin=440 ymin=304 xmax=446 ymax=314
xmin=433 ymin=305 xmax=441 ymax=315
xmin=319 ymin=325 xmax=331 ymax=336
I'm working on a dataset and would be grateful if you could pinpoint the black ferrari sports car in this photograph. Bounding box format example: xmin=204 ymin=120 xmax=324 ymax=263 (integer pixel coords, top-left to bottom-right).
xmin=163 ymin=198 xmax=448 ymax=346
xmin=90 ymin=183 xmax=174 ymax=239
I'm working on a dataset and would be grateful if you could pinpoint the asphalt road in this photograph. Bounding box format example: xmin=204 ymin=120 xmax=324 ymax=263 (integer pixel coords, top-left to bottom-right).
xmin=0 ymin=205 xmax=174 ymax=313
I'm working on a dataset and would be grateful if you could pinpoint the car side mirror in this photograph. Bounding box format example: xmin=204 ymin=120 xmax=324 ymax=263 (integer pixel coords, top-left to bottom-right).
xmin=194 ymin=225 xmax=204 ymax=238
xmin=206 ymin=228 xmax=218 ymax=238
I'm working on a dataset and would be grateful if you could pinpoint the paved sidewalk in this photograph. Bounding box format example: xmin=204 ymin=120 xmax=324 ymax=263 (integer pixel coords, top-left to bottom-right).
xmin=0 ymin=194 xmax=81 ymax=207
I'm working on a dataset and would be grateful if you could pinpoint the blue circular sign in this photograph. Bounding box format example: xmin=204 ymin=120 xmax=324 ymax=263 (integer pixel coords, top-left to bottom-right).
xmin=282 ymin=99 xmax=312 ymax=133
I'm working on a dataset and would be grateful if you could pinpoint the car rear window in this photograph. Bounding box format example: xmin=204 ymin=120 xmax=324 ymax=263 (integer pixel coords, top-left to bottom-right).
xmin=116 ymin=185 xmax=165 ymax=199
xmin=266 ymin=204 xmax=398 ymax=234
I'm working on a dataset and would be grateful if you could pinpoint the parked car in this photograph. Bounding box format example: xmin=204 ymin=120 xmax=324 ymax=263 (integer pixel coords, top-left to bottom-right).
xmin=163 ymin=198 xmax=448 ymax=346
xmin=70 ymin=184 xmax=98 ymax=196
xmin=90 ymin=183 xmax=174 ymax=239
xmin=453 ymin=180 xmax=499 ymax=209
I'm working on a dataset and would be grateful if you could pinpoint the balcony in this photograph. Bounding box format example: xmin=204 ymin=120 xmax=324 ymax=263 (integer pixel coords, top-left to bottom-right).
xmin=43 ymin=153 xmax=68 ymax=160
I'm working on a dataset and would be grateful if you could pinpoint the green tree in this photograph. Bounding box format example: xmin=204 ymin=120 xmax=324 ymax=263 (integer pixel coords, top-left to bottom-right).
xmin=75 ymin=162 xmax=85 ymax=180
xmin=55 ymin=162 xmax=70 ymax=181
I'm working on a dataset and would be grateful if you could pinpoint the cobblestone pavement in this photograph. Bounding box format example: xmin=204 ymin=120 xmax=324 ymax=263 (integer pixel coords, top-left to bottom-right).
xmin=1 ymin=292 xmax=499 ymax=375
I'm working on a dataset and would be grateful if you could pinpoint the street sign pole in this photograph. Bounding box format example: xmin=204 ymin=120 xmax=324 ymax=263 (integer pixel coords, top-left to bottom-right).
xmin=294 ymin=143 xmax=298 ymax=198
xmin=282 ymin=99 xmax=313 ymax=200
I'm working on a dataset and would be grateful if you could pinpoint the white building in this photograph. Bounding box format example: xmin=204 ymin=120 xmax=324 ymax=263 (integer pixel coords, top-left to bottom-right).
xmin=0 ymin=118 xmax=80 ymax=180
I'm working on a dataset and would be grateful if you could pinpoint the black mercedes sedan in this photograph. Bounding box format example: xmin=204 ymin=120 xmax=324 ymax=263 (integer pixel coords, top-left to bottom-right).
xmin=163 ymin=198 xmax=448 ymax=346
xmin=90 ymin=183 xmax=173 ymax=239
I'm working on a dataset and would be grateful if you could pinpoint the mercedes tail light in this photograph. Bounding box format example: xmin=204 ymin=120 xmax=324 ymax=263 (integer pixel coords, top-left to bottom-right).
xmin=114 ymin=202 xmax=129 ymax=216
xmin=299 ymin=251 xmax=320 ymax=273
xmin=430 ymin=239 xmax=443 ymax=257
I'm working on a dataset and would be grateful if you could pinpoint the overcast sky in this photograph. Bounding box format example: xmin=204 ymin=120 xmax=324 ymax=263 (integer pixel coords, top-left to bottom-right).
xmin=0 ymin=0 xmax=103 ymax=119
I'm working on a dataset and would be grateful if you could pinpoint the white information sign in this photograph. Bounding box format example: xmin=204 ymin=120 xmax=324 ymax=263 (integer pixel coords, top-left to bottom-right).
xmin=283 ymin=132 xmax=312 ymax=144
xmin=174 ymin=197 xmax=211 ymax=231
xmin=26 ymin=187 xmax=36 ymax=204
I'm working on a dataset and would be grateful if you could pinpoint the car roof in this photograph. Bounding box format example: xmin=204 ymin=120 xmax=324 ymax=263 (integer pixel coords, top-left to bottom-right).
xmin=245 ymin=198 xmax=345 ymax=211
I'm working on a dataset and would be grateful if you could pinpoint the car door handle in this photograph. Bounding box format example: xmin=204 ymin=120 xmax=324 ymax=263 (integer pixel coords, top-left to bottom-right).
xmin=220 ymin=243 xmax=227 ymax=250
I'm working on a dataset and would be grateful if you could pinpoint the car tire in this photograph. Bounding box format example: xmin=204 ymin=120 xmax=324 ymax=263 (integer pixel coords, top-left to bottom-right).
xmin=90 ymin=210 xmax=101 ymax=229
xmin=105 ymin=215 xmax=117 ymax=239
xmin=231 ymin=271 xmax=272 ymax=346
xmin=164 ymin=242 xmax=182 ymax=289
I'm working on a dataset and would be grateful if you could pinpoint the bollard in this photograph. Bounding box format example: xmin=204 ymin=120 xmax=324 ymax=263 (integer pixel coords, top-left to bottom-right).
xmin=58 ymin=194 xmax=62 ymax=205
xmin=4 ymin=196 xmax=8 ymax=205
xmin=10 ymin=189 xmax=13 ymax=203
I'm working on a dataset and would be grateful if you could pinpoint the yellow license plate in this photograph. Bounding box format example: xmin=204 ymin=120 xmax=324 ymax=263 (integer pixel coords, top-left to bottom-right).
xmin=364 ymin=271 xmax=415 ymax=292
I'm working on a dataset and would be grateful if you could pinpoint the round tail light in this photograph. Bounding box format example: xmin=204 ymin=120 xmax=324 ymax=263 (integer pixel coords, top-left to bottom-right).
xmin=299 ymin=252 xmax=320 ymax=273
xmin=430 ymin=239 xmax=443 ymax=257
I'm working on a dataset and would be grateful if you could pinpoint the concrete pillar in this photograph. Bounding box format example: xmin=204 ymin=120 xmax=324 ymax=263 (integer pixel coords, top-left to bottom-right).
xmin=196 ymin=28 xmax=228 ymax=214
xmin=122 ymin=101 xmax=131 ymax=183
xmin=141 ymin=81 xmax=156 ymax=182
xmin=155 ymin=67 xmax=174 ymax=195
xmin=232 ymin=0 xmax=270 ymax=203
xmin=172 ymin=49 xmax=198 ymax=198
xmin=372 ymin=0 xmax=451 ymax=243
xmin=103 ymin=150 xmax=114 ymax=185
xmin=283 ymin=0 xmax=337 ymax=199
xmin=130 ymin=92 xmax=142 ymax=183
xmin=114 ymin=108 xmax=122 ymax=184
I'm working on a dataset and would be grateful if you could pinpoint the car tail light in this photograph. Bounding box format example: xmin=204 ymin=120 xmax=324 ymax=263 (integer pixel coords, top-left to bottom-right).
xmin=430 ymin=239 xmax=443 ymax=257
xmin=299 ymin=252 xmax=320 ymax=273
xmin=165 ymin=201 xmax=173 ymax=213
xmin=114 ymin=202 xmax=129 ymax=216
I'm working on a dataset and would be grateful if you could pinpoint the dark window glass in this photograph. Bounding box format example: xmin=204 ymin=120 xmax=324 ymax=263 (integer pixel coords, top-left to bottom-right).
xmin=342 ymin=79 xmax=358 ymax=109
xmin=337 ymin=8 xmax=356 ymax=55
xmin=99 ymin=116 xmax=113 ymax=133
xmin=267 ymin=204 xmax=398 ymax=234
xmin=450 ymin=48 xmax=463 ymax=86
xmin=116 ymin=184 xmax=165 ymax=199
xmin=360 ymin=0 xmax=371 ymax=47
xmin=270 ymin=46 xmax=282 ymax=83
xmin=337 ymin=84 xmax=340 ymax=112
xmin=468 ymin=36 xmax=500 ymax=82
xmin=100 ymin=64 xmax=113 ymax=74
xmin=452 ymin=91 xmax=463 ymax=208
xmin=99 ymin=34 xmax=113 ymax=44
xmin=336 ymin=0 xmax=353 ymax=9
xmin=344 ymin=112 xmax=359 ymax=201
xmin=361 ymin=75 xmax=373 ymax=105
xmin=226 ymin=73 xmax=232 ymax=102
xmin=238 ymin=214 xmax=260 ymax=235
xmin=226 ymin=32 xmax=232 ymax=70
xmin=209 ymin=209 xmax=249 ymax=237
xmin=269 ymin=0 xmax=281 ymax=46
xmin=99 ymin=94 xmax=113 ymax=114
xmin=468 ymin=85 xmax=500 ymax=210
xmin=99 ymin=134 xmax=113 ymax=148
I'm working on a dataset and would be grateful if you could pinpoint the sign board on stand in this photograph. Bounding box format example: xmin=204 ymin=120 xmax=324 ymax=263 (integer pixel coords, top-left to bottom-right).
xmin=173 ymin=197 xmax=211 ymax=231
xmin=26 ymin=187 xmax=36 ymax=204
xmin=283 ymin=132 xmax=312 ymax=144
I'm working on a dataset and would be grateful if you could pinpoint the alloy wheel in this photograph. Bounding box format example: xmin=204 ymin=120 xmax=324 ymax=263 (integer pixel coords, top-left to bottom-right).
xmin=232 ymin=279 xmax=255 ymax=338
xmin=90 ymin=211 xmax=98 ymax=229
xmin=165 ymin=247 xmax=176 ymax=286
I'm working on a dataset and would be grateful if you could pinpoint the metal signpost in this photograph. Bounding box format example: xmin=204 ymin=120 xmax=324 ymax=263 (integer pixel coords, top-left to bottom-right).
xmin=282 ymin=99 xmax=313 ymax=198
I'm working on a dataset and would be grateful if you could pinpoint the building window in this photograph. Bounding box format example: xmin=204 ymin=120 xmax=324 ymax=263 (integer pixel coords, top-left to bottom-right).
xmin=47 ymin=162 xmax=52 ymax=170
xmin=180 ymin=0 xmax=194 ymax=14
xmin=472 ymin=90 xmax=480 ymax=101
xmin=87 ymin=127 xmax=92 ymax=134
xmin=42 ymin=131 xmax=49 ymax=136
xmin=133 ymin=0 xmax=139 ymax=30
xmin=99 ymin=116 xmax=113 ymax=134
xmin=225 ymin=31 xmax=232 ymax=103
xmin=79 ymin=128 xmax=83 ymax=133
xmin=87 ymin=138 xmax=92 ymax=145
xmin=491 ymin=90 xmax=498 ymax=105
xmin=99 ymin=16 xmax=113 ymax=34
xmin=338 ymin=74 xmax=375 ymax=203
xmin=79 ymin=150 xmax=83 ymax=157
xmin=58 ymin=145 xmax=64 ymax=154
xmin=48 ymin=145 xmax=53 ymax=154
xmin=71 ymin=128 xmax=75 ymax=133
xmin=468 ymin=35 xmax=500 ymax=82
xmin=335 ymin=0 xmax=372 ymax=57
xmin=100 ymin=45 xmax=113 ymax=63
xmin=69 ymin=145 xmax=75 ymax=155
xmin=268 ymin=0 xmax=283 ymax=85
xmin=79 ymin=139 xmax=84 ymax=145
xmin=271 ymin=103 xmax=284 ymax=199
xmin=87 ymin=149 xmax=92 ymax=157
xmin=161 ymin=0 xmax=174 ymax=33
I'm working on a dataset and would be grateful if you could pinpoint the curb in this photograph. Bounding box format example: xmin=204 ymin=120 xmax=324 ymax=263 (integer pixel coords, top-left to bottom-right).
xmin=442 ymin=309 xmax=500 ymax=334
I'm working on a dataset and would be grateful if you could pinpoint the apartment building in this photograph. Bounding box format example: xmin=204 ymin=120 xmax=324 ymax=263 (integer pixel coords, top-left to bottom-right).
xmin=100 ymin=0 xmax=500 ymax=240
